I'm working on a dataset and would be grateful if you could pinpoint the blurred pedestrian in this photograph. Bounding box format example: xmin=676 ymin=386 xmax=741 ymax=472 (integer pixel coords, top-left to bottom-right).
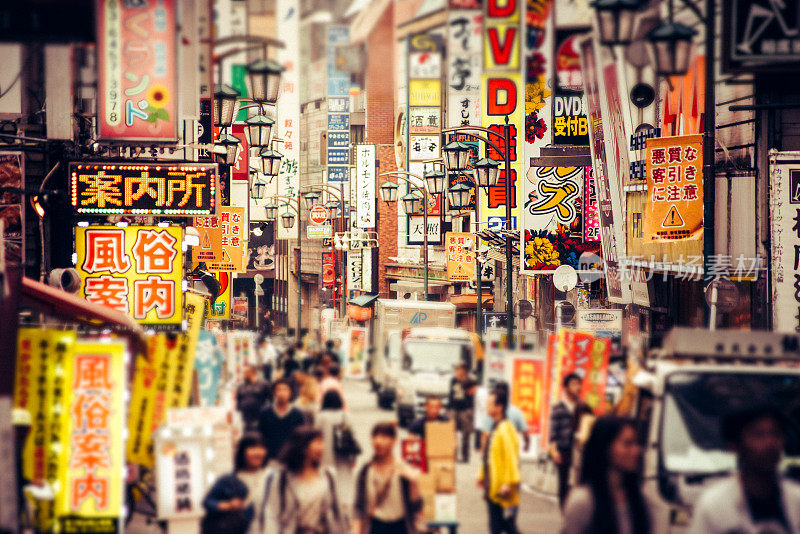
xmin=479 ymin=387 xmax=520 ymax=534
xmin=449 ymin=363 xmax=478 ymax=463
xmin=237 ymin=364 xmax=271 ymax=429
xmin=261 ymin=426 xmax=347 ymax=534
xmin=324 ymin=339 xmax=342 ymax=366
xmin=549 ymin=373 xmax=593 ymax=507
xmin=280 ymin=346 xmax=301 ymax=381
xmin=353 ymin=422 xmax=423 ymax=534
xmin=562 ymin=417 xmax=650 ymax=534
xmin=478 ymin=382 xmax=529 ymax=453
xmin=318 ymin=363 xmax=345 ymax=407
xmin=259 ymin=335 xmax=279 ymax=382
xmin=202 ymin=432 xmax=269 ymax=534
xmin=314 ymin=390 xmax=356 ymax=512
xmin=262 ymin=309 xmax=274 ymax=337
xmin=409 ymin=396 xmax=449 ymax=439
xmin=258 ymin=379 xmax=306 ymax=464
xmin=295 ymin=373 xmax=319 ymax=425
xmin=689 ymin=405 xmax=800 ymax=533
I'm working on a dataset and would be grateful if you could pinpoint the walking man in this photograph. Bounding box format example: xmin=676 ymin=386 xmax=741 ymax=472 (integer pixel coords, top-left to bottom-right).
xmin=257 ymin=379 xmax=306 ymax=463
xmin=449 ymin=363 xmax=477 ymax=463
xmin=237 ymin=364 xmax=270 ymax=429
xmin=353 ymin=422 xmax=423 ymax=534
xmin=479 ymin=387 xmax=520 ymax=534
xmin=549 ymin=373 xmax=592 ymax=507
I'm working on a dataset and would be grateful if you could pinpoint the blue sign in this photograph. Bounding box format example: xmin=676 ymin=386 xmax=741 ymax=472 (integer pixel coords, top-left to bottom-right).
xmin=486 ymin=216 xmax=518 ymax=230
xmin=328 ymin=165 xmax=349 ymax=182
xmin=328 ymin=131 xmax=349 ymax=147
xmin=328 ymin=148 xmax=349 ymax=164
xmin=327 ymin=77 xmax=349 ymax=96
xmin=328 ymin=113 xmax=350 ymax=131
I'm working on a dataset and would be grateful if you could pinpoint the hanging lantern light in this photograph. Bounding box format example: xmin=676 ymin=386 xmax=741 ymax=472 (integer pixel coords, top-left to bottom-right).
xmin=213 ymin=84 xmax=240 ymax=127
xmin=379 ymin=181 xmax=399 ymax=203
xmin=424 ymin=170 xmax=447 ymax=195
xmin=264 ymin=202 xmax=279 ymax=220
xmin=280 ymin=212 xmax=296 ymax=229
xmin=303 ymin=191 xmax=320 ymax=207
xmin=213 ymin=133 xmax=240 ymax=165
xmin=401 ymin=192 xmax=422 ymax=214
xmin=251 ymin=176 xmax=267 ymax=199
xmin=244 ymin=114 xmax=275 ymax=148
xmin=442 ymin=141 xmax=471 ymax=172
xmin=259 ymin=148 xmax=283 ymax=177
xmin=647 ymin=21 xmax=696 ymax=77
xmin=447 ymin=182 xmax=473 ymax=210
xmin=591 ymin=0 xmax=647 ymax=46
xmin=246 ymin=59 xmax=285 ymax=104
xmin=325 ymin=200 xmax=339 ymax=212
xmin=473 ymin=158 xmax=502 ymax=188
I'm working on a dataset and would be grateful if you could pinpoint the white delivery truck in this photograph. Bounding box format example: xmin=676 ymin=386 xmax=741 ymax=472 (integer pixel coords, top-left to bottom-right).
xmin=633 ymin=328 xmax=800 ymax=533
xmin=369 ymin=299 xmax=456 ymax=408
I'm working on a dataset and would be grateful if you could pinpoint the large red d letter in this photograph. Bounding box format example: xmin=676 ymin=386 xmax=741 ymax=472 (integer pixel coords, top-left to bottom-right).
xmin=487 ymin=78 xmax=517 ymax=116
xmin=487 ymin=0 xmax=517 ymax=18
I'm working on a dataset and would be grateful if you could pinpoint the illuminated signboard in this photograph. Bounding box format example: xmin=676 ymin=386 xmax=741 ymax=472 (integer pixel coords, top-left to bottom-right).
xmin=69 ymin=162 xmax=218 ymax=216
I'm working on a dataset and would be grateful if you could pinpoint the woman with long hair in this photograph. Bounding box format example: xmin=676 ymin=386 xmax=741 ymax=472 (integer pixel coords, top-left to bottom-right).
xmin=261 ymin=426 xmax=347 ymax=534
xmin=562 ymin=417 xmax=651 ymax=534
xmin=315 ymin=390 xmax=357 ymax=513
xmin=202 ymin=432 xmax=270 ymax=534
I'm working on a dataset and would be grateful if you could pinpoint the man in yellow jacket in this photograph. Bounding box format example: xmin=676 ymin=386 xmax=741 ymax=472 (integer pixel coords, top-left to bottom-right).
xmin=478 ymin=387 xmax=521 ymax=534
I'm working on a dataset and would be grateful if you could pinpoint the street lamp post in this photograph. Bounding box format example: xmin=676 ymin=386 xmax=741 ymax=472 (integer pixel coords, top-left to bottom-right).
xmin=305 ymin=182 xmax=348 ymax=318
xmin=443 ymin=117 xmax=514 ymax=347
xmin=264 ymin=194 xmax=301 ymax=340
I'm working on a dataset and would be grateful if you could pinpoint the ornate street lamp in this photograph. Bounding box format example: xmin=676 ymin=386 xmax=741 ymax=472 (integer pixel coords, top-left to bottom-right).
xmin=244 ymin=114 xmax=275 ymax=148
xmin=251 ymin=175 xmax=268 ymax=199
xmin=280 ymin=212 xmax=295 ymax=229
xmin=264 ymin=202 xmax=279 ymax=221
xmin=325 ymin=200 xmax=339 ymax=211
xmin=213 ymin=84 xmax=240 ymax=127
xmin=401 ymin=192 xmax=422 ymax=214
xmin=590 ymin=0 xmax=647 ymax=46
xmin=442 ymin=141 xmax=471 ymax=172
xmin=424 ymin=170 xmax=447 ymax=196
xmin=647 ymin=21 xmax=696 ymax=77
xmin=246 ymin=59 xmax=285 ymax=104
xmin=259 ymin=148 xmax=283 ymax=177
xmin=473 ymin=158 xmax=501 ymax=188
xmin=303 ymin=191 xmax=320 ymax=207
xmin=214 ymin=132 xmax=241 ymax=165
xmin=447 ymin=182 xmax=473 ymax=210
xmin=379 ymin=181 xmax=399 ymax=203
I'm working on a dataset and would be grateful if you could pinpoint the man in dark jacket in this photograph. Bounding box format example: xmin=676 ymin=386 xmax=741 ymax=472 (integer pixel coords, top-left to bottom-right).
xmin=236 ymin=364 xmax=270 ymax=429
xmin=409 ymin=396 xmax=449 ymax=439
xmin=257 ymin=379 xmax=305 ymax=462
xmin=449 ymin=363 xmax=478 ymax=462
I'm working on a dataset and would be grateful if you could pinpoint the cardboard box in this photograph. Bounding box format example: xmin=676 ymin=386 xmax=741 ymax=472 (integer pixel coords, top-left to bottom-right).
xmin=418 ymin=474 xmax=436 ymax=522
xmin=428 ymin=458 xmax=456 ymax=493
xmin=434 ymin=493 xmax=457 ymax=523
xmin=424 ymin=420 xmax=456 ymax=459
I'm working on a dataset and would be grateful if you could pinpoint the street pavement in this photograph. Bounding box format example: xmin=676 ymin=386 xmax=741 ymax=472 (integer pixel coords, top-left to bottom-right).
xmin=343 ymin=377 xmax=563 ymax=534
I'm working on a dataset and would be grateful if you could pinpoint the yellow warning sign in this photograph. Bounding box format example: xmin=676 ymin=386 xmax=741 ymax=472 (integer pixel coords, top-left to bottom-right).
xmin=661 ymin=205 xmax=685 ymax=228
xmin=446 ymin=232 xmax=476 ymax=282
xmin=194 ymin=207 xmax=246 ymax=272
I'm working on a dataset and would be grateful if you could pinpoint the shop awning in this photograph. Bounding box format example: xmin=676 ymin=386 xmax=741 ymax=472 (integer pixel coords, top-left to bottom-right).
xmin=449 ymin=294 xmax=493 ymax=310
xmin=349 ymin=293 xmax=379 ymax=307
xmin=20 ymin=276 xmax=147 ymax=352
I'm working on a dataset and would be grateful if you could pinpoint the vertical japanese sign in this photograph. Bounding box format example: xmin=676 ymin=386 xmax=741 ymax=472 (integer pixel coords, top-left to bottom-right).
xmin=76 ymin=226 xmax=183 ymax=326
xmin=168 ymin=292 xmax=205 ymax=409
xmin=195 ymin=330 xmax=223 ymax=407
xmin=59 ymin=341 xmax=126 ymax=533
xmin=552 ymin=29 xmax=589 ymax=145
xmin=580 ymin=37 xmax=630 ymax=303
xmin=277 ymin=0 xmax=300 ymax=238
xmin=127 ymin=334 xmax=166 ymax=467
xmin=643 ymin=135 xmax=703 ymax=242
xmin=584 ymin=167 xmax=600 ymax=242
xmin=447 ymin=9 xmax=482 ymax=128
xmin=511 ymin=356 xmax=546 ymax=435
xmin=446 ymin=232 xmax=476 ymax=282
xmin=328 ymin=25 xmax=351 ymax=183
xmin=348 ymin=249 xmax=363 ymax=291
xmin=356 ymin=145 xmax=376 ymax=228
xmin=205 ymin=206 xmax=246 ymax=272
xmin=481 ymin=0 xmax=525 ymax=226
xmin=97 ymin=0 xmax=178 ymax=140
xmin=154 ymin=435 xmax=207 ymax=519
xmin=322 ymin=252 xmax=336 ymax=288
xmin=229 ymin=124 xmax=249 ymax=182
xmin=0 ymin=153 xmax=23 ymax=265
xmin=769 ymin=152 xmax=800 ymax=333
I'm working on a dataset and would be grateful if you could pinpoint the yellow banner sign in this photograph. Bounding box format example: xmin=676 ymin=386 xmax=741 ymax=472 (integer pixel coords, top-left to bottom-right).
xmin=127 ymin=334 xmax=167 ymax=467
xmin=446 ymin=232 xmax=476 ymax=282
xmin=168 ymin=292 xmax=206 ymax=409
xmin=76 ymin=225 xmax=184 ymax=325
xmin=643 ymin=134 xmax=704 ymax=242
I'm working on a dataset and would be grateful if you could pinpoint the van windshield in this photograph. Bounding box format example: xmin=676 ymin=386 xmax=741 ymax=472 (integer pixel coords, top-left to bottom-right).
xmin=404 ymin=341 xmax=467 ymax=373
xmin=662 ymin=372 xmax=800 ymax=475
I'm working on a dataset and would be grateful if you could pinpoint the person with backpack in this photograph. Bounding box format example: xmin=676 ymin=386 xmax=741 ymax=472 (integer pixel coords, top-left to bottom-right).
xmin=202 ymin=432 xmax=270 ymax=534
xmin=314 ymin=390 xmax=359 ymax=516
xmin=260 ymin=426 xmax=347 ymax=534
xmin=353 ymin=422 xmax=423 ymax=534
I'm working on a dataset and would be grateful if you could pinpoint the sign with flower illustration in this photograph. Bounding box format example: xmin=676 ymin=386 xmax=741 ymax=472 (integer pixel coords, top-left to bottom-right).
xmin=97 ymin=0 xmax=178 ymax=141
xmin=521 ymin=166 xmax=602 ymax=272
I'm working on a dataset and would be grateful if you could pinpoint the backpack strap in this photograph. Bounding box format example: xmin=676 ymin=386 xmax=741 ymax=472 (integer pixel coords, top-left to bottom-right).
xmin=325 ymin=468 xmax=340 ymax=521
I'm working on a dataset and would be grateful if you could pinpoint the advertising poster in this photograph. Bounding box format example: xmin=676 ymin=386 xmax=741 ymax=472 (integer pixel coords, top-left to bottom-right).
xmin=769 ymin=152 xmax=800 ymax=333
xmin=97 ymin=0 xmax=178 ymax=140
xmin=195 ymin=330 xmax=224 ymax=407
xmin=511 ymin=357 xmax=546 ymax=435
xmin=154 ymin=435 xmax=207 ymax=519
xmin=446 ymin=232 xmax=476 ymax=282
xmin=58 ymin=341 xmax=127 ymax=533
xmin=356 ymin=145 xmax=376 ymax=228
xmin=348 ymin=326 xmax=368 ymax=377
xmin=643 ymin=134 xmax=704 ymax=242
xmin=327 ymin=25 xmax=351 ymax=182
xmin=447 ymin=10 xmax=482 ymax=128
xmin=76 ymin=226 xmax=183 ymax=326
xmin=552 ymin=329 xmax=611 ymax=413
xmin=276 ymin=0 xmax=300 ymax=238
xmin=167 ymin=293 xmax=205 ymax=409
xmin=128 ymin=335 xmax=166 ymax=467
xmin=202 ymin=270 xmax=231 ymax=320
xmin=322 ymin=252 xmax=336 ymax=288
xmin=348 ymin=249 xmax=363 ymax=291
xmin=552 ymin=28 xmax=589 ymax=146
xmin=0 ymin=153 xmax=23 ymax=265
xmin=199 ymin=206 xmax=246 ymax=272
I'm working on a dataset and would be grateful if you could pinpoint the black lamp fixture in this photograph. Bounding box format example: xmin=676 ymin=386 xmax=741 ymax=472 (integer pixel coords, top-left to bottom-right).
xmin=213 ymin=84 xmax=240 ymax=127
xmin=214 ymin=132 xmax=241 ymax=165
xmin=250 ymin=174 xmax=268 ymax=199
xmin=447 ymin=182 xmax=473 ymax=210
xmin=245 ymin=59 xmax=285 ymax=104
xmin=379 ymin=181 xmax=399 ymax=203
xmin=280 ymin=212 xmax=296 ymax=229
xmin=647 ymin=20 xmax=696 ymax=77
xmin=259 ymin=148 xmax=283 ymax=177
xmin=591 ymin=0 xmax=647 ymax=46
xmin=245 ymin=114 xmax=275 ymax=148
xmin=424 ymin=169 xmax=447 ymax=196
xmin=401 ymin=192 xmax=422 ymax=214
xmin=473 ymin=158 xmax=501 ymax=188
xmin=264 ymin=202 xmax=279 ymax=221
xmin=442 ymin=141 xmax=471 ymax=172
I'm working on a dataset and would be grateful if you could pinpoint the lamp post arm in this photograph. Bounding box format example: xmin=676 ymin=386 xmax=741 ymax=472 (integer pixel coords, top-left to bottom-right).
xmin=441 ymin=126 xmax=506 ymax=156
xmin=267 ymin=195 xmax=300 ymax=214
xmin=673 ymin=0 xmax=704 ymax=22
xmin=303 ymin=183 xmax=344 ymax=202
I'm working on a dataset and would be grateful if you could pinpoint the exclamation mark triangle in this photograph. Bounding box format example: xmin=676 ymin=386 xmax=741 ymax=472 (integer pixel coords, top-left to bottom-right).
xmin=222 ymin=248 xmax=231 ymax=262
xmin=662 ymin=205 xmax=684 ymax=228
xmin=202 ymin=231 xmax=211 ymax=249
